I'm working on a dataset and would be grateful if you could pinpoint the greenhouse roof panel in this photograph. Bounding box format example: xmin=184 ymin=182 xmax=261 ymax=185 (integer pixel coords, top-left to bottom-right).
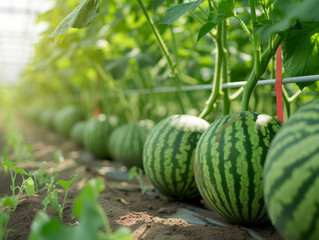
xmin=0 ymin=0 xmax=53 ymax=85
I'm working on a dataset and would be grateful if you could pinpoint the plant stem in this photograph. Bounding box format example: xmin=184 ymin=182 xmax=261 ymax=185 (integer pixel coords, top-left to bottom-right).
xmin=222 ymin=20 xmax=230 ymax=115
xmin=136 ymin=0 xmax=175 ymax=74
xmin=59 ymin=191 xmax=68 ymax=221
xmin=234 ymin=15 xmax=253 ymax=43
xmin=199 ymin=23 xmax=224 ymax=119
xmin=282 ymin=86 xmax=303 ymax=117
xmin=241 ymin=35 xmax=283 ymax=111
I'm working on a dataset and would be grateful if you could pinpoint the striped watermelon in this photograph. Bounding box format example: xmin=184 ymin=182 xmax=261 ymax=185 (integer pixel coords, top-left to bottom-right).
xmin=143 ymin=115 xmax=209 ymax=200
xmin=108 ymin=120 xmax=154 ymax=169
xmin=40 ymin=109 xmax=56 ymax=129
xmin=83 ymin=114 xmax=120 ymax=159
xmin=70 ymin=121 xmax=87 ymax=145
xmin=263 ymin=99 xmax=319 ymax=240
xmin=194 ymin=111 xmax=281 ymax=224
xmin=54 ymin=106 xmax=84 ymax=137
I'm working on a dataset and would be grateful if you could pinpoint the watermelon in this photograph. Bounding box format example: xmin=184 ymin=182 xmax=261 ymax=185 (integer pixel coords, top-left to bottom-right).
xmin=194 ymin=111 xmax=281 ymax=225
xmin=40 ymin=109 xmax=56 ymax=129
xmin=54 ymin=106 xmax=84 ymax=137
xmin=108 ymin=120 xmax=154 ymax=169
xmin=143 ymin=115 xmax=209 ymax=200
xmin=83 ymin=114 xmax=120 ymax=159
xmin=263 ymin=99 xmax=319 ymax=240
xmin=70 ymin=121 xmax=87 ymax=145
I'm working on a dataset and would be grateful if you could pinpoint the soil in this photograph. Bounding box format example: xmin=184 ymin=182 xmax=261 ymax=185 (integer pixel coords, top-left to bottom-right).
xmin=0 ymin=115 xmax=284 ymax=240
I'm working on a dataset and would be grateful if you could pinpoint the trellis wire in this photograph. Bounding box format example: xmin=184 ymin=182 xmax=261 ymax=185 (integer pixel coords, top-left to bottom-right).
xmin=124 ymin=74 xmax=319 ymax=96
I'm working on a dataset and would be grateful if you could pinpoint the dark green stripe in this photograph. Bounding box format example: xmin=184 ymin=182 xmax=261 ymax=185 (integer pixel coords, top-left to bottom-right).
xmin=264 ymin=127 xmax=319 ymax=175
xmin=148 ymin=119 xmax=177 ymax=196
xmin=218 ymin=114 xmax=243 ymax=222
xmin=179 ymin=131 xmax=202 ymax=196
xmin=202 ymin=114 xmax=236 ymax=219
xmin=302 ymin=201 xmax=319 ymax=239
xmin=241 ymin=113 xmax=255 ymax=223
xmin=276 ymin=163 xmax=319 ymax=232
xmin=266 ymin=147 xmax=319 ymax=205
xmin=170 ymin=128 xmax=186 ymax=196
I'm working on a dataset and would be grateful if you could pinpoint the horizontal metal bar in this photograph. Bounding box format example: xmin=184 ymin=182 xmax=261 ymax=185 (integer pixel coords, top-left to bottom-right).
xmin=124 ymin=75 xmax=319 ymax=95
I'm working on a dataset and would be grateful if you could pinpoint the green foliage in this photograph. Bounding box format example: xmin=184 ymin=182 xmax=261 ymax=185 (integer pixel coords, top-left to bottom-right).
xmin=1 ymin=161 xmax=35 ymax=212
xmin=197 ymin=0 xmax=235 ymax=42
xmin=257 ymin=0 xmax=319 ymax=39
xmin=50 ymin=0 xmax=100 ymax=38
xmin=282 ymin=23 xmax=319 ymax=89
xmin=29 ymin=178 xmax=133 ymax=240
xmin=0 ymin=208 xmax=10 ymax=240
xmin=160 ymin=0 xmax=205 ymax=25
xmin=30 ymin=161 xmax=59 ymax=192
xmin=42 ymin=189 xmax=60 ymax=212
xmin=128 ymin=166 xmax=148 ymax=194
xmin=43 ymin=174 xmax=77 ymax=221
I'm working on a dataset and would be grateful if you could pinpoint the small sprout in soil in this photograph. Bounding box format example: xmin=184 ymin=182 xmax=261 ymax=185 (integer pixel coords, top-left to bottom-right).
xmin=29 ymin=177 xmax=133 ymax=240
xmin=0 ymin=197 xmax=11 ymax=240
xmin=54 ymin=150 xmax=65 ymax=163
xmin=30 ymin=161 xmax=59 ymax=193
xmin=129 ymin=166 xmax=149 ymax=194
xmin=1 ymin=161 xmax=35 ymax=212
xmin=42 ymin=174 xmax=77 ymax=221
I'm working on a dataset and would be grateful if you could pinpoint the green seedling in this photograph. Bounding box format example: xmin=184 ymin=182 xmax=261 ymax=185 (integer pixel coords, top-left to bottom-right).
xmin=54 ymin=150 xmax=65 ymax=163
xmin=1 ymin=161 xmax=35 ymax=212
xmin=29 ymin=177 xmax=132 ymax=240
xmin=0 ymin=197 xmax=11 ymax=240
xmin=30 ymin=161 xmax=59 ymax=192
xmin=42 ymin=174 xmax=77 ymax=221
xmin=129 ymin=166 xmax=149 ymax=194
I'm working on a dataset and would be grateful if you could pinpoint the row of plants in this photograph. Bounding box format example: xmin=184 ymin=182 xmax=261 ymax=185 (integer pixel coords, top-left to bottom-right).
xmin=0 ymin=107 xmax=134 ymax=239
xmin=3 ymin=0 xmax=319 ymax=240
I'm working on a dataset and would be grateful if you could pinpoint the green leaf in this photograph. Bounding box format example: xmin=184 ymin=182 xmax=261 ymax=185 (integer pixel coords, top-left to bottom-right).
xmin=73 ymin=177 xmax=105 ymax=217
xmin=197 ymin=0 xmax=235 ymax=42
xmin=56 ymin=174 xmax=77 ymax=192
xmin=2 ymin=161 xmax=17 ymax=169
xmin=256 ymin=0 xmax=319 ymax=40
xmin=30 ymin=194 xmax=104 ymax=240
xmin=128 ymin=166 xmax=142 ymax=180
xmin=282 ymin=22 xmax=319 ymax=89
xmin=110 ymin=227 xmax=133 ymax=240
xmin=42 ymin=189 xmax=60 ymax=212
xmin=160 ymin=0 xmax=205 ymax=25
xmin=28 ymin=211 xmax=73 ymax=240
xmin=24 ymin=177 xmax=35 ymax=196
xmin=1 ymin=196 xmax=16 ymax=208
xmin=12 ymin=166 xmax=29 ymax=176
xmin=50 ymin=0 xmax=100 ymax=38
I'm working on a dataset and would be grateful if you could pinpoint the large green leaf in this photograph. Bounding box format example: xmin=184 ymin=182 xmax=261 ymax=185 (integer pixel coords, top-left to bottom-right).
xmin=256 ymin=0 xmax=319 ymax=40
xmin=282 ymin=22 xmax=319 ymax=89
xmin=50 ymin=0 xmax=100 ymax=38
xmin=160 ymin=0 xmax=205 ymax=25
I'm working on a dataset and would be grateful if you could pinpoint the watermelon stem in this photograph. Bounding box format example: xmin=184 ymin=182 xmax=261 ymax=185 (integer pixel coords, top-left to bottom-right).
xmin=199 ymin=22 xmax=225 ymax=119
xmin=241 ymin=34 xmax=283 ymax=111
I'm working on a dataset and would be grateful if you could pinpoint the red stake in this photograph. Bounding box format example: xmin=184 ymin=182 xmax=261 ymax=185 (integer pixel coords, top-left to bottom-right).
xmin=276 ymin=45 xmax=284 ymax=123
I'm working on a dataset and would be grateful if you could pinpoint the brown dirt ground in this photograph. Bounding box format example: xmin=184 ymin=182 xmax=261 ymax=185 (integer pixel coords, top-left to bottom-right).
xmin=0 ymin=115 xmax=284 ymax=240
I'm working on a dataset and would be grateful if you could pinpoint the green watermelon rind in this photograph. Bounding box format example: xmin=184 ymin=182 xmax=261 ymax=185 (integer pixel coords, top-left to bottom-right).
xmin=143 ymin=114 xmax=209 ymax=200
xmin=194 ymin=111 xmax=281 ymax=225
xmin=263 ymin=99 xmax=319 ymax=240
